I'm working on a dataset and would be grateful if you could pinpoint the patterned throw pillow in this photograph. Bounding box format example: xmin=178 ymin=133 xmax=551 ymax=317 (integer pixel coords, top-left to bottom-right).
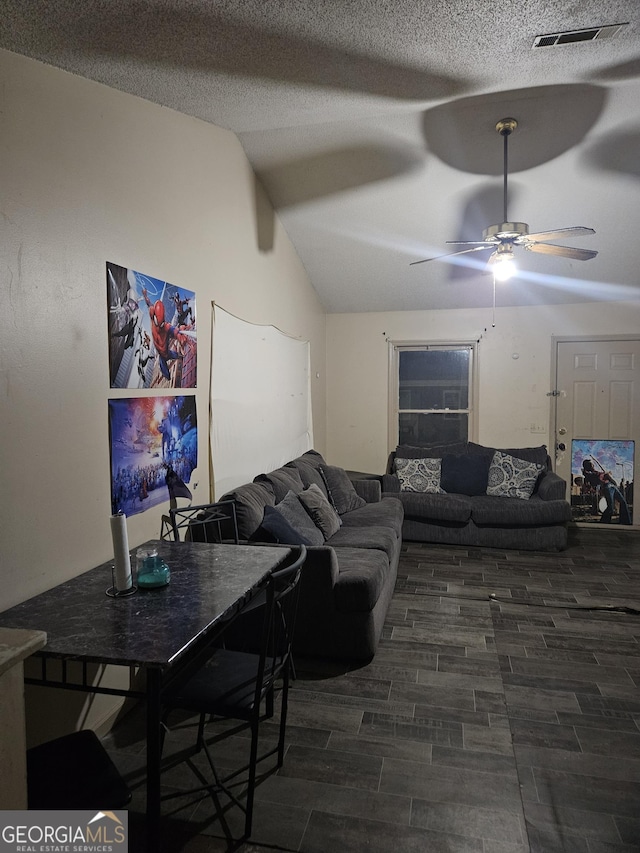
xmin=486 ymin=451 xmax=543 ymax=500
xmin=394 ymin=457 xmax=443 ymax=493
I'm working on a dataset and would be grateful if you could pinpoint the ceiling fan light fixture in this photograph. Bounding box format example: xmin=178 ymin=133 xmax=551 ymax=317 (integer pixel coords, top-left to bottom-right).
xmin=493 ymin=251 xmax=516 ymax=282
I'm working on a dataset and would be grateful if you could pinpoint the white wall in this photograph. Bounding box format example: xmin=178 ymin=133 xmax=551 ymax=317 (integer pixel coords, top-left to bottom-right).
xmin=0 ymin=52 xmax=325 ymax=617
xmin=326 ymin=300 xmax=640 ymax=474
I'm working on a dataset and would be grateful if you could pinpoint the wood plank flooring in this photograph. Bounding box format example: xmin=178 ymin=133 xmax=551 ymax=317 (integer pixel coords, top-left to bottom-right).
xmin=105 ymin=526 xmax=640 ymax=852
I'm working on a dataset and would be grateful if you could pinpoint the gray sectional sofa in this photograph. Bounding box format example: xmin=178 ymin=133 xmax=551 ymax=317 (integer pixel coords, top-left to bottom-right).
xmin=219 ymin=450 xmax=404 ymax=661
xmin=382 ymin=442 xmax=572 ymax=551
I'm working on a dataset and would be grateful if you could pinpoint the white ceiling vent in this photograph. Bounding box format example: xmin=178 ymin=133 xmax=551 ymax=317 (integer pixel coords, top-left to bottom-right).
xmin=533 ymin=23 xmax=628 ymax=48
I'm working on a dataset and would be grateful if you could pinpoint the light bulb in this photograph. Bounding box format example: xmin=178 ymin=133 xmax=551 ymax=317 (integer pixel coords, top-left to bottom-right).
xmin=493 ymin=256 xmax=516 ymax=282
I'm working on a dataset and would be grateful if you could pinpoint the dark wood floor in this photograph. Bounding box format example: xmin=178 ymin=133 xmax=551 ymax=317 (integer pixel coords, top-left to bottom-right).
xmin=105 ymin=526 xmax=640 ymax=852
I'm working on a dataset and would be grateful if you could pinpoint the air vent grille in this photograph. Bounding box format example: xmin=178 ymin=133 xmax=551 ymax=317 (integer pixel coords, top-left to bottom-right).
xmin=533 ymin=23 xmax=628 ymax=48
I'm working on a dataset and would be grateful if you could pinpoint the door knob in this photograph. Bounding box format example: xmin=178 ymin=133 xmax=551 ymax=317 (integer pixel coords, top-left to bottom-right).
xmin=558 ymin=427 xmax=567 ymax=435
xmin=557 ymin=442 xmax=566 ymax=452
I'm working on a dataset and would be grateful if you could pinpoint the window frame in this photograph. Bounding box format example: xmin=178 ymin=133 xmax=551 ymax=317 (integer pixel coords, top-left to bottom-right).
xmin=387 ymin=340 xmax=478 ymax=452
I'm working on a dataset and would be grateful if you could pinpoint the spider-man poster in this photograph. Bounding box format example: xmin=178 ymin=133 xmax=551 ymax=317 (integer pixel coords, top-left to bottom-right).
xmin=109 ymin=395 xmax=198 ymax=516
xmin=107 ymin=261 xmax=197 ymax=389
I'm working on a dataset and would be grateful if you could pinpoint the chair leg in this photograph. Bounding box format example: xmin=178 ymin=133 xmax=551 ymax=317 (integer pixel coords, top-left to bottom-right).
xmin=196 ymin=712 xmax=207 ymax=750
xmin=277 ymin=664 xmax=291 ymax=767
xmin=243 ymin=717 xmax=262 ymax=839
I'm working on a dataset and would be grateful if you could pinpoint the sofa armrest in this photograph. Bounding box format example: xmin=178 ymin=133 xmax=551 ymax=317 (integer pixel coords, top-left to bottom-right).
xmin=381 ymin=473 xmax=400 ymax=493
xmin=353 ymin=479 xmax=382 ymax=503
xmin=537 ymin=471 xmax=567 ymax=502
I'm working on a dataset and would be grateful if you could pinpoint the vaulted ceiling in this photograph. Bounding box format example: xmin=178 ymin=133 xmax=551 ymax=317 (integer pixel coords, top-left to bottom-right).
xmin=2 ymin=0 xmax=639 ymax=312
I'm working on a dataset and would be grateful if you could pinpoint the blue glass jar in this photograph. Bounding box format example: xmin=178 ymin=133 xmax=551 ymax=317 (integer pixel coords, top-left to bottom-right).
xmin=136 ymin=547 xmax=170 ymax=588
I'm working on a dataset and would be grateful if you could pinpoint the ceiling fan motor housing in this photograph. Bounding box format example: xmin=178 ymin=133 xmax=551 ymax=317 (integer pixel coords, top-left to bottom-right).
xmin=483 ymin=222 xmax=529 ymax=241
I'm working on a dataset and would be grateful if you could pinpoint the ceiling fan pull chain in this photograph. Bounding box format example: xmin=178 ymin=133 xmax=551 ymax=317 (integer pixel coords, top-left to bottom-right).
xmin=492 ymin=274 xmax=496 ymax=327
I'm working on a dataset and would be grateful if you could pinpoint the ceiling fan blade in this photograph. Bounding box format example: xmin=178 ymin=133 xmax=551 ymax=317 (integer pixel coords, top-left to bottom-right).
xmin=410 ymin=245 xmax=492 ymax=266
xmin=524 ymin=242 xmax=598 ymax=260
xmin=445 ymin=240 xmax=496 ymax=246
xmin=522 ymin=226 xmax=595 ymax=243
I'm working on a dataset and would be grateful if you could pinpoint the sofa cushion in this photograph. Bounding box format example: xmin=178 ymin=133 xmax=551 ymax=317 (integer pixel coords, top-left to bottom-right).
xmin=441 ymin=453 xmax=491 ymax=496
xmin=257 ymin=505 xmax=314 ymax=546
xmin=332 ymin=547 xmax=390 ymax=613
xmin=297 ymin=484 xmax=342 ymax=539
xmin=326 ymin=524 xmax=398 ymax=561
xmin=470 ymin=495 xmax=573 ymax=526
xmin=340 ymin=497 xmax=404 ymax=535
xmin=286 ymin=458 xmax=328 ymax=494
xmin=273 ymin=490 xmax=324 ymax=545
xmin=295 ymin=449 xmax=326 ymax=468
xmin=398 ymin=491 xmax=472 ymax=523
xmin=396 ymin=442 xmax=469 ymax=459
xmin=220 ymin=482 xmax=275 ymax=540
xmin=487 ymin=451 xmax=544 ymax=500
xmin=395 ymin=457 xmax=443 ymax=493
xmin=467 ymin=442 xmax=548 ymax=469
xmin=254 ymin=466 xmax=304 ymax=502
xmin=321 ymin=465 xmax=367 ymax=514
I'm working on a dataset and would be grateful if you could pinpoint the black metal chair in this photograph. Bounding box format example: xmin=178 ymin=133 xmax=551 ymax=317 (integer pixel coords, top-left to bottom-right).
xmin=160 ymin=545 xmax=306 ymax=840
xmin=27 ymin=729 xmax=131 ymax=809
xmin=167 ymin=501 xmax=240 ymax=544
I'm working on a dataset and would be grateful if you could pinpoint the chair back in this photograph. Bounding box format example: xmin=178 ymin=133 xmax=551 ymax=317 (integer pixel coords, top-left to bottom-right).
xmin=269 ymin=546 xmax=305 ymax=658
xmin=256 ymin=546 xmax=305 ymax=694
xmin=169 ymin=501 xmax=239 ymax=544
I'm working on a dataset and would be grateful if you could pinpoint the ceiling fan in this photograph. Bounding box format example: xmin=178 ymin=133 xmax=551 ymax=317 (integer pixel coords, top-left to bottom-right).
xmin=410 ymin=117 xmax=598 ymax=279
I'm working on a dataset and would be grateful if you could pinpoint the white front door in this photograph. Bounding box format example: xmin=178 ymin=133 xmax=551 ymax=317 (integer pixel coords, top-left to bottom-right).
xmin=553 ymin=337 xmax=640 ymax=525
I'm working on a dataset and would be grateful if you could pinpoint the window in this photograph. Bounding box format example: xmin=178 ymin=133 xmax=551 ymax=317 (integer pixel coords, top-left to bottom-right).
xmin=389 ymin=343 xmax=476 ymax=448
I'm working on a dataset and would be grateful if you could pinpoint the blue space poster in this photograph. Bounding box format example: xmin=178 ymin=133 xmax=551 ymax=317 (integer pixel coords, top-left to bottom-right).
xmin=109 ymin=395 xmax=198 ymax=517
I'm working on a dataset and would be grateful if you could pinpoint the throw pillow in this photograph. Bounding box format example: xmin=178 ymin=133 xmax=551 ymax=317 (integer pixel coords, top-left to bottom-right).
xmin=394 ymin=457 xmax=443 ymax=493
xmin=257 ymin=505 xmax=313 ymax=546
xmin=273 ymin=490 xmax=324 ymax=546
xmin=297 ymin=483 xmax=342 ymax=539
xmin=486 ymin=451 xmax=544 ymax=500
xmin=219 ymin=482 xmax=275 ymax=540
xmin=467 ymin=442 xmax=548 ymax=469
xmin=320 ymin=465 xmax=367 ymax=514
xmin=440 ymin=454 xmax=490 ymax=496
xmin=254 ymin=467 xmax=304 ymax=503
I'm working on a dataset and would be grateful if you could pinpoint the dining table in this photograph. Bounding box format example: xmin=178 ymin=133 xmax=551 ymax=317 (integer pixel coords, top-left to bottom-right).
xmin=0 ymin=538 xmax=291 ymax=851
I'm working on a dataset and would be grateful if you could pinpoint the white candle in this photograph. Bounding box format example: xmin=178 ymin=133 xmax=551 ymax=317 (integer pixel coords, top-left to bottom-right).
xmin=110 ymin=512 xmax=132 ymax=592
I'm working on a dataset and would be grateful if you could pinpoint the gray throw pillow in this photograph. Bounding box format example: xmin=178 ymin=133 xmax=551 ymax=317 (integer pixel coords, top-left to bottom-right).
xmin=394 ymin=457 xmax=444 ymax=493
xmin=258 ymin=505 xmax=313 ymax=546
xmin=486 ymin=451 xmax=543 ymax=500
xmin=254 ymin=467 xmax=304 ymax=502
xmin=320 ymin=465 xmax=367 ymax=514
xmin=297 ymin=484 xmax=342 ymax=540
xmin=273 ymin=490 xmax=324 ymax=545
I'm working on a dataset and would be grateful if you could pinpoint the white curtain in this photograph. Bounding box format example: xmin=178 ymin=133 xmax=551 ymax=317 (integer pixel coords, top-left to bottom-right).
xmin=210 ymin=304 xmax=313 ymax=497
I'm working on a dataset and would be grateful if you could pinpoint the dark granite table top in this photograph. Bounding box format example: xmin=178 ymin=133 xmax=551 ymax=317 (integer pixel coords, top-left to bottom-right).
xmin=0 ymin=540 xmax=289 ymax=670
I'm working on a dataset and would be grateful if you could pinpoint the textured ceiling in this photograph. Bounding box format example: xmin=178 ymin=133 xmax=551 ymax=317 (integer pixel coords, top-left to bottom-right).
xmin=2 ymin=0 xmax=640 ymax=312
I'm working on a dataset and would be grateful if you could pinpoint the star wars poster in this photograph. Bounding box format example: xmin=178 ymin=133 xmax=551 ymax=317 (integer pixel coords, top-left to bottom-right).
xmin=571 ymin=439 xmax=634 ymax=525
xmin=109 ymin=395 xmax=198 ymax=516
xmin=107 ymin=261 xmax=197 ymax=389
